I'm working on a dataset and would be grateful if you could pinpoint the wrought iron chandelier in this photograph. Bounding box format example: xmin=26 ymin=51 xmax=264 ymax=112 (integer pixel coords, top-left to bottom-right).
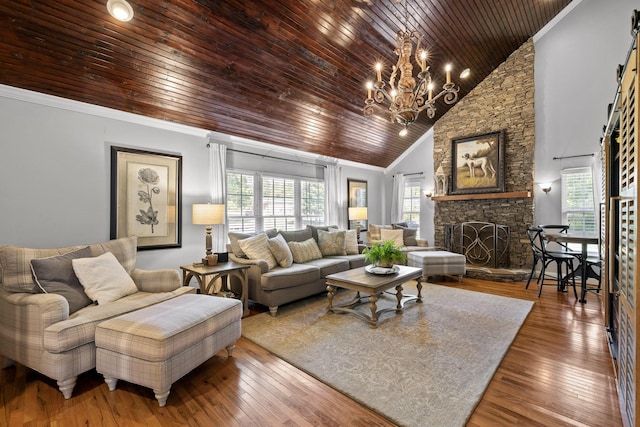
xmin=363 ymin=0 xmax=466 ymax=136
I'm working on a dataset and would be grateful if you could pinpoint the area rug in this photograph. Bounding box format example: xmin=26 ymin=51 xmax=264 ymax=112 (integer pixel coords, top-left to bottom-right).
xmin=242 ymin=282 xmax=534 ymax=427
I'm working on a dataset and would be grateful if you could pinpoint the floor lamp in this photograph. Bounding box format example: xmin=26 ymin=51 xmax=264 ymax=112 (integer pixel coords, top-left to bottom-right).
xmin=348 ymin=207 xmax=368 ymax=243
xmin=192 ymin=204 xmax=225 ymax=262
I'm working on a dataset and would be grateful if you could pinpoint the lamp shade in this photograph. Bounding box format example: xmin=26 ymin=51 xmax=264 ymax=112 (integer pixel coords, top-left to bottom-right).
xmin=192 ymin=204 xmax=225 ymax=225
xmin=348 ymin=207 xmax=368 ymax=221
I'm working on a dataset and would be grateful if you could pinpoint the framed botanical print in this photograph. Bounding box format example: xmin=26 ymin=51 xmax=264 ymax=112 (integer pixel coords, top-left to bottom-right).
xmin=110 ymin=146 xmax=182 ymax=250
xmin=450 ymin=131 xmax=505 ymax=195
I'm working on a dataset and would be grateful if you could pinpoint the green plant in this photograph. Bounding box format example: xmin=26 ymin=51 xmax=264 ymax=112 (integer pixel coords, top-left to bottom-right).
xmin=362 ymin=240 xmax=407 ymax=268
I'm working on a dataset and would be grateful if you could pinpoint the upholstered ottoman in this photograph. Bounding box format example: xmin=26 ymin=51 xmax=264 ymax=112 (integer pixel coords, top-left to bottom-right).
xmin=95 ymin=294 xmax=242 ymax=406
xmin=407 ymin=250 xmax=466 ymax=281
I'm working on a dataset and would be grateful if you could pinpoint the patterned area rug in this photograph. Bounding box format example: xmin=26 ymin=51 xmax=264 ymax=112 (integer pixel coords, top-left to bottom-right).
xmin=242 ymin=282 xmax=533 ymax=427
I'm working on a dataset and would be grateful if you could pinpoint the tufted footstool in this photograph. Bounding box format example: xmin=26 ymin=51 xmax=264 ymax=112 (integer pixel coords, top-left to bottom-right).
xmin=95 ymin=294 xmax=242 ymax=406
xmin=407 ymin=250 xmax=466 ymax=281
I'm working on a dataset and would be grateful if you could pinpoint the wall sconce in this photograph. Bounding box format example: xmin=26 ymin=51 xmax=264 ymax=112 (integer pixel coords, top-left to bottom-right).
xmin=539 ymin=183 xmax=552 ymax=194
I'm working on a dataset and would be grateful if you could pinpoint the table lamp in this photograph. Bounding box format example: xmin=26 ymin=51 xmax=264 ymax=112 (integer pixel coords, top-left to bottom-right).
xmin=348 ymin=207 xmax=368 ymax=243
xmin=192 ymin=203 xmax=225 ymax=256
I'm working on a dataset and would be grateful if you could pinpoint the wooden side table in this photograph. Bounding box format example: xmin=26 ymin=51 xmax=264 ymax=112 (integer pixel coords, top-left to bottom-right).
xmin=180 ymin=262 xmax=250 ymax=317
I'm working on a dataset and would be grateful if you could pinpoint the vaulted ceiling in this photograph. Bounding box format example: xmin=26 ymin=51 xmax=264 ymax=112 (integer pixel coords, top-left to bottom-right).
xmin=0 ymin=0 xmax=571 ymax=167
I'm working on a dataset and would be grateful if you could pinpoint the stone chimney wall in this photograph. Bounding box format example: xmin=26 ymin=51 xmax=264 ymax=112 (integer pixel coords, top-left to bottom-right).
xmin=433 ymin=39 xmax=535 ymax=268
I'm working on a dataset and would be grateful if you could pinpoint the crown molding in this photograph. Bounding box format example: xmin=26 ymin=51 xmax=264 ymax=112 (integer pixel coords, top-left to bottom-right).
xmin=0 ymin=84 xmax=383 ymax=171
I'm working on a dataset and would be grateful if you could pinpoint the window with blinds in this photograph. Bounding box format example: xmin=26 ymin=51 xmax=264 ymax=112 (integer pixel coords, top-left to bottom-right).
xmin=226 ymin=171 xmax=325 ymax=233
xmin=561 ymin=167 xmax=597 ymax=253
xmin=561 ymin=167 xmax=596 ymax=232
xmin=401 ymin=180 xmax=422 ymax=231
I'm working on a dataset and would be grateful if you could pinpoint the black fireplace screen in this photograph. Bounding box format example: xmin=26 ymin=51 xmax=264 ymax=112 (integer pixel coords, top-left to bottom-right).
xmin=445 ymin=222 xmax=510 ymax=268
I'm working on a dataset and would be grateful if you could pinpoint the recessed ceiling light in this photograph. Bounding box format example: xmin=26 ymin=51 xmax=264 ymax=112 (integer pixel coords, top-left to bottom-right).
xmin=460 ymin=68 xmax=471 ymax=79
xmin=107 ymin=0 xmax=134 ymax=22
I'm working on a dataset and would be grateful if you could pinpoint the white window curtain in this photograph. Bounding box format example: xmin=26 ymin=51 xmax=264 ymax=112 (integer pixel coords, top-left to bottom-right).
xmin=325 ymin=163 xmax=344 ymax=228
xmin=390 ymin=173 xmax=405 ymax=224
xmin=208 ymin=139 xmax=227 ymax=252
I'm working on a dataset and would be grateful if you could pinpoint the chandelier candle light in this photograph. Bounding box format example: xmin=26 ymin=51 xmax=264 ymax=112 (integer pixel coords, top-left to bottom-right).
xmin=364 ymin=0 xmax=466 ymax=136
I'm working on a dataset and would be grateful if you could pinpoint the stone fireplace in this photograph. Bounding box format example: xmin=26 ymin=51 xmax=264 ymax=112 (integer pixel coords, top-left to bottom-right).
xmin=432 ymin=40 xmax=535 ymax=271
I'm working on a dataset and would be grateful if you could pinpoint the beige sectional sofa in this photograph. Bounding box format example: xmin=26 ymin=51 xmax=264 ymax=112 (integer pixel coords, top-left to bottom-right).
xmin=0 ymin=236 xmax=194 ymax=399
xmin=228 ymin=225 xmax=367 ymax=316
xmin=365 ymin=222 xmax=435 ymax=254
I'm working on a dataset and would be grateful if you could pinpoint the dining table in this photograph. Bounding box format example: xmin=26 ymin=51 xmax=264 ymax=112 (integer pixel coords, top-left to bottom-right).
xmin=542 ymin=231 xmax=600 ymax=303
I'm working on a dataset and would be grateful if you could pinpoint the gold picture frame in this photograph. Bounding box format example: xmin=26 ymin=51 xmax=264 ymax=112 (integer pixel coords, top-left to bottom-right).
xmin=450 ymin=131 xmax=505 ymax=195
xmin=110 ymin=146 xmax=182 ymax=250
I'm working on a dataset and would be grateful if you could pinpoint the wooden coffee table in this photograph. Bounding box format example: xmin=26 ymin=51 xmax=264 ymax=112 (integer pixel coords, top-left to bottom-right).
xmin=325 ymin=265 xmax=423 ymax=328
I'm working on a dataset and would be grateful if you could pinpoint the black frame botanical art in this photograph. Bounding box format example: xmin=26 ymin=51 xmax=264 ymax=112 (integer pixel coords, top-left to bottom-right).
xmin=110 ymin=146 xmax=182 ymax=250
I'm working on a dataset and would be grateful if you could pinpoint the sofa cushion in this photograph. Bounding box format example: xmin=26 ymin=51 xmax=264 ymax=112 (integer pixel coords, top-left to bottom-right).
xmin=304 ymin=257 xmax=350 ymax=277
xmin=228 ymin=229 xmax=278 ymax=258
xmin=73 ymin=252 xmax=139 ymax=305
xmin=380 ymin=228 xmax=405 ymax=247
xmin=318 ymin=230 xmax=347 ymax=256
xmin=288 ymin=238 xmax=323 ymax=263
xmin=344 ymin=229 xmax=359 ymax=255
xmin=268 ymin=234 xmax=294 ymax=268
xmin=261 ymin=263 xmax=321 ymax=291
xmin=43 ymin=287 xmax=194 ymax=353
xmin=238 ymin=232 xmax=279 ymax=269
xmin=279 ymin=228 xmax=313 ymax=243
xmin=392 ymin=224 xmax=419 ymax=246
xmin=30 ymin=246 xmax=94 ymax=314
xmin=329 ymin=254 xmax=367 ymax=269
xmin=368 ymin=224 xmax=392 ymax=241
xmin=0 ymin=236 xmax=137 ymax=294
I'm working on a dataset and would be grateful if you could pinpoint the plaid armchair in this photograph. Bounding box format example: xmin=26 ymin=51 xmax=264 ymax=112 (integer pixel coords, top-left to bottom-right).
xmin=0 ymin=236 xmax=193 ymax=399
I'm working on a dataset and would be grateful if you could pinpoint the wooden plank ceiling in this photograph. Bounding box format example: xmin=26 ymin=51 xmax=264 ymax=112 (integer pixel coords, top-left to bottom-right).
xmin=0 ymin=0 xmax=571 ymax=167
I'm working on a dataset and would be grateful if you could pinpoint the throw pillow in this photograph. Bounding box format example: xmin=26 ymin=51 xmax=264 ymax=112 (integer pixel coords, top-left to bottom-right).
xmin=318 ymin=230 xmax=347 ymax=256
xmin=268 ymin=234 xmax=294 ymax=268
xmin=392 ymin=224 xmax=418 ymax=246
xmin=380 ymin=228 xmax=405 ymax=247
xmin=368 ymin=224 xmax=392 ymax=241
xmin=1 ymin=243 xmax=84 ymax=293
xmin=30 ymin=246 xmax=94 ymax=314
xmin=238 ymin=232 xmax=279 ymax=269
xmin=229 ymin=229 xmax=278 ymax=258
xmin=287 ymin=238 xmax=323 ymax=263
xmin=344 ymin=229 xmax=359 ymax=255
xmin=306 ymin=224 xmax=338 ymax=243
xmin=72 ymin=251 xmax=138 ymax=305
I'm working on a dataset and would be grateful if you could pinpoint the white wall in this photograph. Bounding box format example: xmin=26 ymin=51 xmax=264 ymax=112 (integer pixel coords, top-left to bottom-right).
xmin=0 ymin=87 xmax=383 ymax=270
xmin=385 ymin=129 xmax=436 ymax=245
xmin=533 ymin=0 xmax=632 ymax=225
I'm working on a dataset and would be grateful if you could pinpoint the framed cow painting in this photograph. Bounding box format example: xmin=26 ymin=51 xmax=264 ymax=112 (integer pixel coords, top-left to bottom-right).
xmin=450 ymin=131 xmax=505 ymax=195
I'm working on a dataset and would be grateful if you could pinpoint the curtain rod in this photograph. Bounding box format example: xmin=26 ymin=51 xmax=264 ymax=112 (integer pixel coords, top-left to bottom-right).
xmin=211 ymin=145 xmax=327 ymax=168
xmin=552 ymin=153 xmax=594 ymax=160
xmin=393 ymin=172 xmax=424 ymax=177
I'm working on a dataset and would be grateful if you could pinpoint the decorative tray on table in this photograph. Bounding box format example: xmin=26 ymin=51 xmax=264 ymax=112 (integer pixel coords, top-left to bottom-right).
xmin=365 ymin=265 xmax=399 ymax=275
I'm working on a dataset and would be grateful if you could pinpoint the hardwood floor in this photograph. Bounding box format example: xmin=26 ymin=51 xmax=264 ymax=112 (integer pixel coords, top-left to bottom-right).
xmin=0 ymin=278 xmax=622 ymax=426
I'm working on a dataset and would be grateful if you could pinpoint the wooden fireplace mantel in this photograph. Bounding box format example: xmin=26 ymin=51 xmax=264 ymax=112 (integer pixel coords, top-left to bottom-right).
xmin=430 ymin=190 xmax=531 ymax=201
